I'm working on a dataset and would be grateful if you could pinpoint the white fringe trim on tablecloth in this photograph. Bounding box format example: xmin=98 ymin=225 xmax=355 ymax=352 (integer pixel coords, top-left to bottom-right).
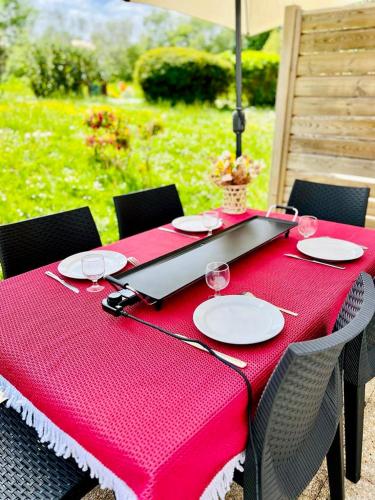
xmin=0 ymin=375 xmax=136 ymax=500
xmin=200 ymin=451 xmax=245 ymax=500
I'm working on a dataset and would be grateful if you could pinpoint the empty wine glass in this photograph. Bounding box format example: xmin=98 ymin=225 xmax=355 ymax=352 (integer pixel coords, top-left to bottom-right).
xmin=205 ymin=262 xmax=230 ymax=297
xmin=203 ymin=211 xmax=220 ymax=236
xmin=81 ymin=254 xmax=105 ymax=292
xmin=298 ymin=215 xmax=318 ymax=238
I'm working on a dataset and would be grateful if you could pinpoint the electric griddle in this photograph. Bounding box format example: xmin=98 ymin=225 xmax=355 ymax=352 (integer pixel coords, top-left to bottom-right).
xmin=104 ymin=216 xmax=296 ymax=310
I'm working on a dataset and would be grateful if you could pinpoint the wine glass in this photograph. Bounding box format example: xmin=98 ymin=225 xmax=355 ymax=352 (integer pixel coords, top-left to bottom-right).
xmin=205 ymin=262 xmax=230 ymax=297
xmin=81 ymin=254 xmax=105 ymax=292
xmin=298 ymin=215 xmax=318 ymax=239
xmin=202 ymin=210 xmax=220 ymax=236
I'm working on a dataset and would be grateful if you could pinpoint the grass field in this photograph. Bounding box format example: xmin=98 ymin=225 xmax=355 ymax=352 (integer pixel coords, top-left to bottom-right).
xmin=0 ymin=87 xmax=275 ymax=244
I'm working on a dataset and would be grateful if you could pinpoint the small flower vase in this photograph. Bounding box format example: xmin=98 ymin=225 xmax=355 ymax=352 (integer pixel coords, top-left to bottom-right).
xmin=222 ymin=184 xmax=248 ymax=214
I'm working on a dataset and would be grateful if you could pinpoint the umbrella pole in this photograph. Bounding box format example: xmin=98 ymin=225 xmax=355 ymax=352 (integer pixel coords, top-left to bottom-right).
xmin=233 ymin=0 xmax=246 ymax=158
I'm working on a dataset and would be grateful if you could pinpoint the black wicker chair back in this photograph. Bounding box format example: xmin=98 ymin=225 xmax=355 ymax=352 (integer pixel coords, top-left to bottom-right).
xmin=241 ymin=273 xmax=375 ymax=499
xmin=287 ymin=179 xmax=369 ymax=227
xmin=0 ymin=207 xmax=102 ymax=278
xmin=0 ymin=404 xmax=96 ymax=499
xmin=335 ymin=279 xmax=375 ymax=482
xmin=337 ymin=295 xmax=375 ymax=387
xmin=113 ymin=184 xmax=184 ymax=239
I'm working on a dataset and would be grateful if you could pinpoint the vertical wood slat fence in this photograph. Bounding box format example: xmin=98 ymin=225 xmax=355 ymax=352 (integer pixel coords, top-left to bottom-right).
xmin=268 ymin=3 xmax=375 ymax=227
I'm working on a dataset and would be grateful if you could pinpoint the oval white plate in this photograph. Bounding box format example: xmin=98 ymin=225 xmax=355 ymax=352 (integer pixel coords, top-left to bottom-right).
xmin=172 ymin=215 xmax=222 ymax=233
xmin=193 ymin=295 xmax=284 ymax=345
xmin=58 ymin=250 xmax=127 ymax=279
xmin=297 ymin=237 xmax=363 ymax=262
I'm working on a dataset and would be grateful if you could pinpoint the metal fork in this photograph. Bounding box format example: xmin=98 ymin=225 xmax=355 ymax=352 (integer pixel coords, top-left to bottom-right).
xmin=107 ymin=256 xmax=140 ymax=291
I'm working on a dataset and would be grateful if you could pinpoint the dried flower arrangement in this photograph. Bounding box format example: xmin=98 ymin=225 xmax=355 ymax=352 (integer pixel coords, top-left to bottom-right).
xmin=211 ymin=151 xmax=264 ymax=186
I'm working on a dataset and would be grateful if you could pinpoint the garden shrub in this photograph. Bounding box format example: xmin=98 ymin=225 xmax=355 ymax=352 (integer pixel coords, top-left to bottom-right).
xmin=26 ymin=42 xmax=102 ymax=97
xmin=135 ymin=47 xmax=232 ymax=104
xmin=242 ymin=50 xmax=279 ymax=106
xmin=84 ymin=108 xmax=163 ymax=191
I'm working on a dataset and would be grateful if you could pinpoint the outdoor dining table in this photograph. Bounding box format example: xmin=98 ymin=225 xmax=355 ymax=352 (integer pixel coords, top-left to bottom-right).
xmin=1 ymin=208 xmax=375 ymax=500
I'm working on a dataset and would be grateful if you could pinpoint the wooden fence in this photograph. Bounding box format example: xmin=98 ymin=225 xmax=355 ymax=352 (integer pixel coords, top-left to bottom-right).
xmin=268 ymin=3 xmax=375 ymax=227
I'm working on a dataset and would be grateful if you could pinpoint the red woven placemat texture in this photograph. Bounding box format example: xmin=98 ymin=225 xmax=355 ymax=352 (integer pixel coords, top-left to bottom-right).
xmin=1 ymin=209 xmax=374 ymax=499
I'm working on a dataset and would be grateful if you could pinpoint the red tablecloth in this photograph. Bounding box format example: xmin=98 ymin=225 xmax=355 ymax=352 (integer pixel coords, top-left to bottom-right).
xmin=1 ymin=209 xmax=375 ymax=499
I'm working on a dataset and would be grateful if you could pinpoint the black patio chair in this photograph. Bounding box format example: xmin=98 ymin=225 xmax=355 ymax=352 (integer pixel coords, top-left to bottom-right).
xmin=113 ymin=184 xmax=184 ymax=239
xmin=337 ymin=289 xmax=375 ymax=483
xmin=0 ymin=403 xmax=97 ymax=499
xmin=287 ymin=179 xmax=369 ymax=227
xmin=234 ymin=272 xmax=375 ymax=499
xmin=0 ymin=207 xmax=102 ymax=278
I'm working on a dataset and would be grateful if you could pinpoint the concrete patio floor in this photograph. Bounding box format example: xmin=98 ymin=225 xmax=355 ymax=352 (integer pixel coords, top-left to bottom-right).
xmin=84 ymin=378 xmax=375 ymax=500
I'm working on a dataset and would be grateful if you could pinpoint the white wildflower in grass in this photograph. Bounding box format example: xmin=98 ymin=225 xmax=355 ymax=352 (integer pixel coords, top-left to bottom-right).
xmin=24 ymin=131 xmax=53 ymax=140
xmin=93 ymin=180 xmax=104 ymax=191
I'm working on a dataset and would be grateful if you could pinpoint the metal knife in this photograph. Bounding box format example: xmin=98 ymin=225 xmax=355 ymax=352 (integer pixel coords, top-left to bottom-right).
xmin=45 ymin=271 xmax=80 ymax=293
xmin=173 ymin=333 xmax=247 ymax=368
xmin=284 ymin=253 xmax=346 ymax=270
xmin=242 ymin=292 xmax=298 ymax=317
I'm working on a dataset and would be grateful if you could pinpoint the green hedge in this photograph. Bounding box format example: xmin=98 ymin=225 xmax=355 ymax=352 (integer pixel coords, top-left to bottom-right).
xmin=135 ymin=47 xmax=233 ymax=104
xmin=242 ymin=50 xmax=279 ymax=106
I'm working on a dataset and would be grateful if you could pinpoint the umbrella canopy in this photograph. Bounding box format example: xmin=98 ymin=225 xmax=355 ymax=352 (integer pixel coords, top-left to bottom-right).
xmin=127 ymin=0 xmax=356 ymax=35
xmin=124 ymin=0 xmax=357 ymax=156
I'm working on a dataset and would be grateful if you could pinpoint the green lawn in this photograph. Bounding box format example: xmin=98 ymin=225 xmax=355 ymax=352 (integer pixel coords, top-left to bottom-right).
xmin=0 ymin=91 xmax=275 ymax=244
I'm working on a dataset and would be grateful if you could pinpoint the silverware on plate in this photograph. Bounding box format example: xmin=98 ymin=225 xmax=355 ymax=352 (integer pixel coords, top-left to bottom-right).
xmin=284 ymin=253 xmax=346 ymax=270
xmin=242 ymin=291 xmax=298 ymax=317
xmin=45 ymin=271 xmax=79 ymax=293
xmin=158 ymin=227 xmax=200 ymax=240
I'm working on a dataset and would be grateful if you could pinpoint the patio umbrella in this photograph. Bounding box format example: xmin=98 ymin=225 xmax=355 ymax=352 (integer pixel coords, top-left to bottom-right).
xmin=123 ymin=0 xmax=356 ymax=156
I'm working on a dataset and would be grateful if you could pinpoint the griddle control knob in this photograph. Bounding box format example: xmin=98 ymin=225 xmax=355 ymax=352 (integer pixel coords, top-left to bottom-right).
xmin=107 ymin=291 xmax=124 ymax=307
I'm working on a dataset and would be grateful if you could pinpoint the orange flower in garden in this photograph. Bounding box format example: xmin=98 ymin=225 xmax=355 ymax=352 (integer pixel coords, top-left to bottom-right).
xmin=118 ymin=82 xmax=127 ymax=93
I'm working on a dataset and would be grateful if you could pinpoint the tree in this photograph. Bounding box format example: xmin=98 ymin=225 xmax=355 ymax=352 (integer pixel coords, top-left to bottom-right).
xmin=24 ymin=41 xmax=101 ymax=97
xmin=141 ymin=12 xmax=234 ymax=54
xmin=92 ymin=19 xmax=139 ymax=82
xmin=142 ymin=11 xmax=180 ymax=49
xmin=0 ymin=0 xmax=31 ymax=76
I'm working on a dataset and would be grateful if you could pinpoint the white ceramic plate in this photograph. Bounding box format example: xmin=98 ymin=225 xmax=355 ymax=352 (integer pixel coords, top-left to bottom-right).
xmin=172 ymin=215 xmax=222 ymax=233
xmin=193 ymin=295 xmax=284 ymax=345
xmin=297 ymin=237 xmax=363 ymax=262
xmin=58 ymin=250 xmax=127 ymax=279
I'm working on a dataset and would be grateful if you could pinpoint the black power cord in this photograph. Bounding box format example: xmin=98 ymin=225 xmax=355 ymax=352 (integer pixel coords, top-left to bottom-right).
xmin=118 ymin=308 xmax=260 ymax=499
